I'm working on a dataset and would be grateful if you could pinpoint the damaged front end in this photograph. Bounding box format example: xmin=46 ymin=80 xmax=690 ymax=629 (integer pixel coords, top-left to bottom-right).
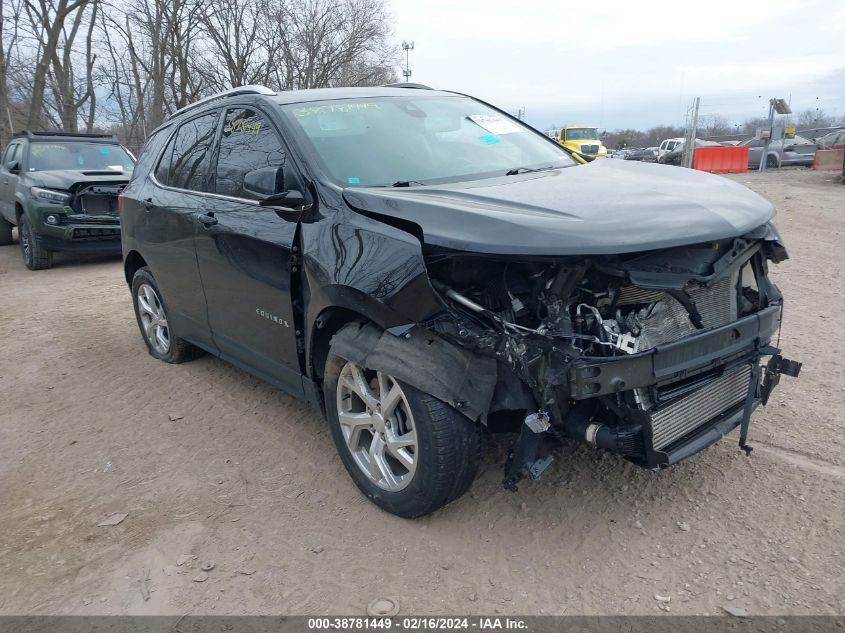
xmin=30 ymin=180 xmax=126 ymax=249
xmin=420 ymin=223 xmax=801 ymax=490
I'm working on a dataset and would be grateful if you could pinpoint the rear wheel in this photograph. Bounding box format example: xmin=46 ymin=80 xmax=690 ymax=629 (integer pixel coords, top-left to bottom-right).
xmin=0 ymin=216 xmax=12 ymax=246
xmin=131 ymin=267 xmax=202 ymax=363
xmin=324 ymin=337 xmax=483 ymax=518
xmin=19 ymin=216 xmax=52 ymax=270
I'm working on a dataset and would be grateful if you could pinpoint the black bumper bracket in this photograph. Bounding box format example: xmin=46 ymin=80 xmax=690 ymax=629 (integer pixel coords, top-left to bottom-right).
xmin=760 ymin=354 xmax=802 ymax=406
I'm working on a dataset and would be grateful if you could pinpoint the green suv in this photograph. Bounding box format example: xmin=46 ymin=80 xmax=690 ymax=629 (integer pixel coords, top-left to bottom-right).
xmin=0 ymin=131 xmax=135 ymax=270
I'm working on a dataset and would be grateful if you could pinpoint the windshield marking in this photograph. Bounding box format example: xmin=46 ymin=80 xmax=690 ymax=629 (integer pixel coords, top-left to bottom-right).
xmin=293 ymin=103 xmax=381 ymax=117
xmin=468 ymin=114 xmax=520 ymax=135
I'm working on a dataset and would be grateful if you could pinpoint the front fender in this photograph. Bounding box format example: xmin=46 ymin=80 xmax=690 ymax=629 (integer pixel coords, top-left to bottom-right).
xmin=301 ymin=206 xmax=443 ymax=375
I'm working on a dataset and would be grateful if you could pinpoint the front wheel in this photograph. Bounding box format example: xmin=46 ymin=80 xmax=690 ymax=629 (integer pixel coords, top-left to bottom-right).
xmin=767 ymin=154 xmax=779 ymax=168
xmin=324 ymin=341 xmax=483 ymax=518
xmin=19 ymin=216 xmax=52 ymax=270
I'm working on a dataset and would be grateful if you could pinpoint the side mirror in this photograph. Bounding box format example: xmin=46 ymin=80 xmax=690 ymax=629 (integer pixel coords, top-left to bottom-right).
xmin=7 ymin=160 xmax=20 ymax=174
xmin=243 ymin=165 xmax=285 ymax=199
xmin=259 ymin=189 xmax=306 ymax=209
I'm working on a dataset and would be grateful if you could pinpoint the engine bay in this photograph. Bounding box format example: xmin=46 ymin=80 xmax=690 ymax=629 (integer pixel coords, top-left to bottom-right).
xmin=420 ymin=230 xmax=799 ymax=488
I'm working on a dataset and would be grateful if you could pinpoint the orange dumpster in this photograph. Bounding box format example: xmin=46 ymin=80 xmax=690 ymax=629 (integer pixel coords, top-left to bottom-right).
xmin=692 ymin=146 xmax=749 ymax=174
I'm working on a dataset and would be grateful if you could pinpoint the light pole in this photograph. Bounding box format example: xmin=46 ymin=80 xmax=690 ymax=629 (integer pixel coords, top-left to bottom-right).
xmin=401 ymin=41 xmax=414 ymax=82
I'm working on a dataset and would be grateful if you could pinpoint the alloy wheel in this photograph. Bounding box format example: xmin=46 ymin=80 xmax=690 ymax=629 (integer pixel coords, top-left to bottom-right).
xmin=136 ymin=283 xmax=171 ymax=355
xmin=336 ymin=362 xmax=418 ymax=491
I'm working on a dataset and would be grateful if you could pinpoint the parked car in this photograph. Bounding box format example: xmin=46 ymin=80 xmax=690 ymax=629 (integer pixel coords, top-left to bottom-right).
xmin=639 ymin=147 xmax=658 ymax=162
xmin=817 ymin=129 xmax=845 ymax=150
xmin=122 ymin=85 xmax=800 ymax=518
xmin=0 ymin=131 xmax=135 ymax=269
xmin=659 ymin=139 xmax=722 ymax=166
xmin=740 ymin=136 xmax=817 ymax=168
xmin=657 ymin=137 xmax=685 ymax=161
xmin=623 ymin=148 xmax=648 ymax=161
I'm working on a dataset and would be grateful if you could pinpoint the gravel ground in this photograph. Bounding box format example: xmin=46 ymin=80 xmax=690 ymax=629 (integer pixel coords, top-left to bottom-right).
xmin=0 ymin=168 xmax=843 ymax=616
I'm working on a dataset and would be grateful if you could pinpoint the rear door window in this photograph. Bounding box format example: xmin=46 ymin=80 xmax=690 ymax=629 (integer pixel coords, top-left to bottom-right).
xmin=214 ymin=108 xmax=286 ymax=200
xmin=158 ymin=112 xmax=219 ymax=191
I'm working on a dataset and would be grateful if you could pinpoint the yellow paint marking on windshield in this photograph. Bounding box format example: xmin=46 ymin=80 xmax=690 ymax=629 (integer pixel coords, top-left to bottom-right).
xmin=29 ymin=144 xmax=68 ymax=156
xmin=224 ymin=119 xmax=262 ymax=134
xmin=293 ymin=103 xmax=381 ymax=117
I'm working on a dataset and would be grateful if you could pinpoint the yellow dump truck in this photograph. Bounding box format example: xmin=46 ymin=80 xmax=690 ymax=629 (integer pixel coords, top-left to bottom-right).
xmin=558 ymin=126 xmax=608 ymax=158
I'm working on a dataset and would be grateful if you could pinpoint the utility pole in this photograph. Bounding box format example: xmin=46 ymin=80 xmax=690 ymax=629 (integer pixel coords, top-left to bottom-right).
xmin=682 ymin=97 xmax=700 ymax=169
xmin=401 ymin=41 xmax=414 ymax=82
xmin=759 ymin=97 xmax=792 ymax=172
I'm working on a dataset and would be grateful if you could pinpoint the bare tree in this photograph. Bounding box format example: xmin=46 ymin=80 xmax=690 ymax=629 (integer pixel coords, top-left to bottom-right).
xmin=271 ymin=0 xmax=394 ymax=90
xmin=197 ymin=0 xmax=270 ymax=90
xmin=0 ymin=0 xmax=25 ymax=143
xmin=24 ymin=0 xmax=93 ymax=128
xmin=2 ymin=0 xmax=396 ymax=147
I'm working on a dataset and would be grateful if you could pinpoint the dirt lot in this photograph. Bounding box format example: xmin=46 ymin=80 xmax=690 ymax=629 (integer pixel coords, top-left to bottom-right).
xmin=0 ymin=169 xmax=843 ymax=616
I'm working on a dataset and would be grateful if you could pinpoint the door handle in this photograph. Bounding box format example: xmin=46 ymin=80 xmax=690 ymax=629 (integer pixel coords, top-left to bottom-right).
xmin=197 ymin=213 xmax=218 ymax=227
xmin=143 ymin=197 xmax=153 ymax=211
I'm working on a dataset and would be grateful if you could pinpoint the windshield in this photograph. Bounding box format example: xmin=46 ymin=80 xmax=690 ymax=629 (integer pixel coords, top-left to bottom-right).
xmin=565 ymin=128 xmax=598 ymax=141
xmin=282 ymin=95 xmax=574 ymax=186
xmin=28 ymin=142 xmax=135 ymax=172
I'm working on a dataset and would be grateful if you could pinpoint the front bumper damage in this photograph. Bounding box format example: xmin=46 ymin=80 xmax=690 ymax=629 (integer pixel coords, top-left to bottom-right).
xmin=29 ymin=182 xmax=123 ymax=251
xmin=407 ymin=227 xmax=802 ymax=491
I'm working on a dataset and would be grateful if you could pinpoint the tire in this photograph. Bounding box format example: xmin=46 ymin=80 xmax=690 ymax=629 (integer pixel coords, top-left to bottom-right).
xmin=131 ymin=267 xmax=203 ymax=364
xmin=0 ymin=216 xmax=12 ymax=246
xmin=324 ymin=340 xmax=483 ymax=518
xmin=19 ymin=215 xmax=52 ymax=270
xmin=767 ymin=154 xmax=779 ymax=168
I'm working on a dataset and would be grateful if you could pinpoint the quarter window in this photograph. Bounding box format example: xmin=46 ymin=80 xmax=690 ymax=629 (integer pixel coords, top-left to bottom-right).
xmin=157 ymin=112 xmax=218 ymax=191
xmin=215 ymin=108 xmax=286 ymax=200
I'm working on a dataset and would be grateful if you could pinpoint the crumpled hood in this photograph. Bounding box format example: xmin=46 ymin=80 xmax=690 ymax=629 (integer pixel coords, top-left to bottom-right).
xmin=25 ymin=169 xmax=131 ymax=191
xmin=342 ymin=159 xmax=776 ymax=255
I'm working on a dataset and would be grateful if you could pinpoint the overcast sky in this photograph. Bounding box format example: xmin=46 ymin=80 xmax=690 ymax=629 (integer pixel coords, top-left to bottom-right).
xmin=390 ymin=0 xmax=845 ymax=132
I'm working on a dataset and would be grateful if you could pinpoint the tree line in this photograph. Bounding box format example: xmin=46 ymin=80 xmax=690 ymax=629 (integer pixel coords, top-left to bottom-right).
xmin=0 ymin=0 xmax=397 ymax=151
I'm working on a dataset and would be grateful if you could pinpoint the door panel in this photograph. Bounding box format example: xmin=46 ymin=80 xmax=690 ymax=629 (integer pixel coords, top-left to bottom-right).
xmin=135 ymin=185 xmax=215 ymax=350
xmin=0 ymin=143 xmax=21 ymax=222
xmin=194 ymin=202 xmax=300 ymax=393
xmin=194 ymin=107 xmax=302 ymax=395
xmin=134 ymin=111 xmax=220 ymax=350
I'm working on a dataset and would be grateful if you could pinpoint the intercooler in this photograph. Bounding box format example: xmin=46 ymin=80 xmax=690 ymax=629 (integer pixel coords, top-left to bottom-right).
xmin=649 ymin=364 xmax=752 ymax=450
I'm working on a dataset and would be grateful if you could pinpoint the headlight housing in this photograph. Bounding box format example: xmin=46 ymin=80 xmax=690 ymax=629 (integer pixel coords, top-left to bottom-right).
xmin=30 ymin=186 xmax=70 ymax=205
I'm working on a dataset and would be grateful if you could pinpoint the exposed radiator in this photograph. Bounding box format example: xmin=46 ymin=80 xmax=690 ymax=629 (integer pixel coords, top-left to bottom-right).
xmin=620 ymin=271 xmax=738 ymax=349
xmin=650 ymin=364 xmax=752 ymax=450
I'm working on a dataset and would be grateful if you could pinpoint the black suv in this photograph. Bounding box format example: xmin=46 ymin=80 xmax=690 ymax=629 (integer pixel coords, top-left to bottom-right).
xmin=122 ymin=85 xmax=799 ymax=518
xmin=0 ymin=131 xmax=135 ymax=269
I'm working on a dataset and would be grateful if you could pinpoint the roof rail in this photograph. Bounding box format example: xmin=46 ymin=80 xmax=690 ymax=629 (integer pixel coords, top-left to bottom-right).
xmin=14 ymin=130 xmax=119 ymax=141
xmin=381 ymin=82 xmax=434 ymax=90
xmin=167 ymin=85 xmax=277 ymax=120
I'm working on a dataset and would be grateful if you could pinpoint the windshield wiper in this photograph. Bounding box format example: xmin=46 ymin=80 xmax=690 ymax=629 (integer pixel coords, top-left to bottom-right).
xmin=392 ymin=180 xmax=427 ymax=187
xmin=505 ymin=165 xmax=560 ymax=176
